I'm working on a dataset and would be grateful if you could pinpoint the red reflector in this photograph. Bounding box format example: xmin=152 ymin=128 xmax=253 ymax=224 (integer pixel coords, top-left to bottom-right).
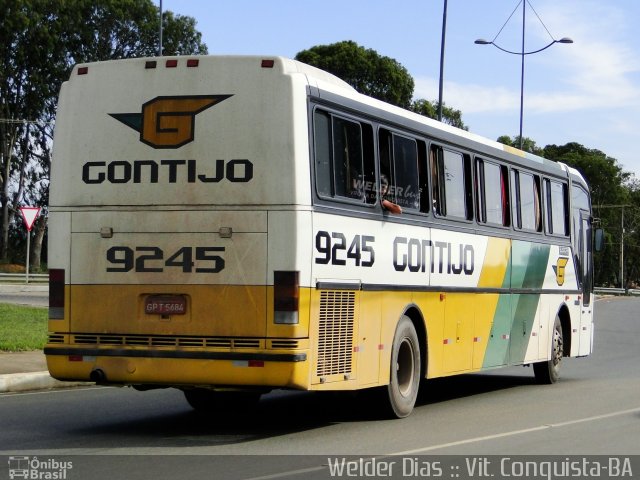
xmin=274 ymin=271 xmax=299 ymax=311
xmin=77 ymin=67 xmax=88 ymax=75
xmin=248 ymin=360 xmax=265 ymax=368
xmin=187 ymin=59 xmax=199 ymax=67
xmin=69 ymin=355 xmax=83 ymax=362
xmin=145 ymin=60 xmax=157 ymax=69
xmin=261 ymin=59 xmax=275 ymax=68
xmin=166 ymin=59 xmax=178 ymax=68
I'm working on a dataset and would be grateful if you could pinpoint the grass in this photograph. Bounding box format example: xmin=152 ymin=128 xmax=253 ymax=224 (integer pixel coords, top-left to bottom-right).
xmin=0 ymin=303 xmax=48 ymax=351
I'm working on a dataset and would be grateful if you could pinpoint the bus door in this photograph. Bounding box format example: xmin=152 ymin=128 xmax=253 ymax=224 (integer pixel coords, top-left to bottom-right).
xmin=442 ymin=294 xmax=474 ymax=373
xmin=578 ymin=211 xmax=594 ymax=355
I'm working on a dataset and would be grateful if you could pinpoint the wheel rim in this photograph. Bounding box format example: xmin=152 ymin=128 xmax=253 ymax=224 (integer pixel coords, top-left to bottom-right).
xmin=396 ymin=337 xmax=416 ymax=397
xmin=552 ymin=324 xmax=563 ymax=368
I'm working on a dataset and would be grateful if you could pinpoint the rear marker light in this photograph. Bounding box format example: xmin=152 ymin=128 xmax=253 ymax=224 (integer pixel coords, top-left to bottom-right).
xmin=261 ymin=59 xmax=275 ymax=68
xmin=49 ymin=269 xmax=65 ymax=319
xmin=145 ymin=60 xmax=157 ymax=69
xmin=274 ymin=271 xmax=299 ymax=324
xmin=166 ymin=59 xmax=178 ymax=68
xmin=187 ymin=59 xmax=199 ymax=67
xmin=77 ymin=67 xmax=88 ymax=75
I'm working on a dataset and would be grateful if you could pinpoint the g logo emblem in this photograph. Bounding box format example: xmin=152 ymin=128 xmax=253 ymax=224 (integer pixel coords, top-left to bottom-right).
xmin=110 ymin=95 xmax=232 ymax=149
xmin=553 ymin=257 xmax=569 ymax=286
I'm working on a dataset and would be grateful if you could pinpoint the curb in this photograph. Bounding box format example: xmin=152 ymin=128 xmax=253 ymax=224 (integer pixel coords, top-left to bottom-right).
xmin=0 ymin=371 xmax=92 ymax=393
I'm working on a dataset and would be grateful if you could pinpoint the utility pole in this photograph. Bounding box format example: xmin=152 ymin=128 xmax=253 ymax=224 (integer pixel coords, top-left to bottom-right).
xmin=621 ymin=206 xmax=625 ymax=290
xmin=598 ymin=205 xmax=630 ymax=289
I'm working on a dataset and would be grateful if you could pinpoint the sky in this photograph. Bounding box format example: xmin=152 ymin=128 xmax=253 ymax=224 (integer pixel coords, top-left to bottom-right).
xmin=156 ymin=0 xmax=640 ymax=179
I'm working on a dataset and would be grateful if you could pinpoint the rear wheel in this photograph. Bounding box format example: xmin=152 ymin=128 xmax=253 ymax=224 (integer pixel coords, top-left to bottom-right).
xmin=533 ymin=315 xmax=563 ymax=384
xmin=386 ymin=315 xmax=421 ymax=418
xmin=183 ymin=388 xmax=261 ymax=413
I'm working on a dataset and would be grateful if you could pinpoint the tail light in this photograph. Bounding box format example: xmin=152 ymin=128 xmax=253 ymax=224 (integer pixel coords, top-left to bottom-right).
xmin=49 ymin=269 xmax=65 ymax=319
xmin=274 ymin=271 xmax=299 ymax=324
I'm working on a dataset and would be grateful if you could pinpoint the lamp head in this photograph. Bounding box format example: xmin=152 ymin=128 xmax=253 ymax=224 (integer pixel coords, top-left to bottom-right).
xmin=557 ymin=37 xmax=574 ymax=44
xmin=474 ymin=39 xmax=491 ymax=45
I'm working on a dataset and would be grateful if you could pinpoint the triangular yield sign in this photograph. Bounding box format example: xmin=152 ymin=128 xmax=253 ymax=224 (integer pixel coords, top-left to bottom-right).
xmin=19 ymin=207 xmax=41 ymax=232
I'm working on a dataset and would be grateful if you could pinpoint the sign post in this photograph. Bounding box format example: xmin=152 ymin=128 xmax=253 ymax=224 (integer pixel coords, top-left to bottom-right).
xmin=19 ymin=207 xmax=41 ymax=284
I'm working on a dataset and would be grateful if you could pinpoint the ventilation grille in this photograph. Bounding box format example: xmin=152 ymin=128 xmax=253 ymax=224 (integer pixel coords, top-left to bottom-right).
xmin=316 ymin=290 xmax=355 ymax=376
xmin=270 ymin=339 xmax=300 ymax=349
xmin=47 ymin=334 xmax=65 ymax=344
xmin=71 ymin=334 xmax=260 ymax=349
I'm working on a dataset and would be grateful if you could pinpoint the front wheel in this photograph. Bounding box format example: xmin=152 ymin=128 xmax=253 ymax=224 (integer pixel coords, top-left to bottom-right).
xmin=533 ymin=314 xmax=563 ymax=384
xmin=386 ymin=315 xmax=421 ymax=418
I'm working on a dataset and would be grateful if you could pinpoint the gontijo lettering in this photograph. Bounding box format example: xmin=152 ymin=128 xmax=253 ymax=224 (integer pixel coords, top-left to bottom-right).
xmin=393 ymin=236 xmax=474 ymax=275
xmin=82 ymin=159 xmax=253 ymax=184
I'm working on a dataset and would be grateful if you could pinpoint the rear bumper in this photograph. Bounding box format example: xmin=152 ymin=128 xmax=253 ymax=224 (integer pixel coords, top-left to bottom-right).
xmin=44 ymin=345 xmax=309 ymax=389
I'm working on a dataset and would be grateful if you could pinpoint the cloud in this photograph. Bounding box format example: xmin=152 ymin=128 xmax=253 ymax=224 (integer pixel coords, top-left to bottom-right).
xmin=419 ymin=1 xmax=640 ymax=117
xmin=414 ymin=77 xmax=517 ymax=113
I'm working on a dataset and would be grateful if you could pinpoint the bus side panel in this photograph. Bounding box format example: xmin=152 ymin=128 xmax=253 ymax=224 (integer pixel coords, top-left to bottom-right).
xmin=477 ymin=237 xmax=511 ymax=369
xmin=508 ymin=241 xmax=549 ymax=364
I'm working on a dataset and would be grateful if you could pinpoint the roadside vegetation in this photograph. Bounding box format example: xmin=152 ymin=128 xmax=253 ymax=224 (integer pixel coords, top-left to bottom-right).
xmin=0 ymin=303 xmax=47 ymax=351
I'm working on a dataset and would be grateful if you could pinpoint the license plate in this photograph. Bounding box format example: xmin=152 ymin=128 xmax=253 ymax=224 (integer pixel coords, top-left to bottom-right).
xmin=145 ymin=295 xmax=186 ymax=315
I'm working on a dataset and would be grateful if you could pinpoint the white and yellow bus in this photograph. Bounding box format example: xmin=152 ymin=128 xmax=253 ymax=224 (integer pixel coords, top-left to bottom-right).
xmin=46 ymin=56 xmax=595 ymax=417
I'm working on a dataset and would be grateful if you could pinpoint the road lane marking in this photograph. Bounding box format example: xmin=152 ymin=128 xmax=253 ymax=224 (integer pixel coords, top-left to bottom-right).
xmin=390 ymin=406 xmax=640 ymax=455
xmin=241 ymin=406 xmax=640 ymax=480
xmin=0 ymin=386 xmax=109 ymax=398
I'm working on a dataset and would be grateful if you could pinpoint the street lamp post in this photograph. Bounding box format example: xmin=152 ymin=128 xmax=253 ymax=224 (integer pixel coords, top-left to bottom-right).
xmin=437 ymin=0 xmax=448 ymax=122
xmin=475 ymin=0 xmax=572 ymax=150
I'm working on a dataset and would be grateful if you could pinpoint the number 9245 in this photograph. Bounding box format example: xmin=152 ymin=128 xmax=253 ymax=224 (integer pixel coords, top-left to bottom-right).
xmin=106 ymin=246 xmax=225 ymax=273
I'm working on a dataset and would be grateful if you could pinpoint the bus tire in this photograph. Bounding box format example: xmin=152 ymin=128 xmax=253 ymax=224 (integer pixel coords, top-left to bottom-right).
xmin=183 ymin=388 xmax=261 ymax=413
xmin=533 ymin=314 xmax=563 ymax=384
xmin=386 ymin=315 xmax=421 ymax=418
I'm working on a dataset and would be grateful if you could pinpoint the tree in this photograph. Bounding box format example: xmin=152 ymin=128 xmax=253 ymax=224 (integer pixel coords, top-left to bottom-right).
xmin=543 ymin=142 xmax=630 ymax=208
xmin=543 ymin=142 xmax=633 ymax=287
xmin=0 ymin=1 xmax=68 ymax=262
xmin=295 ymin=41 xmax=414 ymax=109
xmin=625 ymin=181 xmax=640 ymax=287
xmin=63 ymin=1 xmax=207 ymax=62
xmin=410 ymin=99 xmax=468 ymax=130
xmin=497 ymin=135 xmax=544 ymax=156
xmin=295 ymin=41 xmax=469 ymax=129
xmin=0 ymin=0 xmax=207 ymax=268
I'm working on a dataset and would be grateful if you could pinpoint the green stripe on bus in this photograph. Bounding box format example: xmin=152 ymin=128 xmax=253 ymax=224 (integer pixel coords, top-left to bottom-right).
xmin=483 ymin=241 xmax=551 ymax=368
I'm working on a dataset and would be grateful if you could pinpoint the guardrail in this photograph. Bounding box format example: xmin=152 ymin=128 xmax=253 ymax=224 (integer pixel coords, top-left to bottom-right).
xmin=594 ymin=287 xmax=640 ymax=296
xmin=0 ymin=272 xmax=48 ymax=283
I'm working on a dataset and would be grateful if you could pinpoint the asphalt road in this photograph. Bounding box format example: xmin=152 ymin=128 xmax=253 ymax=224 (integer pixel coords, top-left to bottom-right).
xmin=1 ymin=296 xmax=639 ymax=479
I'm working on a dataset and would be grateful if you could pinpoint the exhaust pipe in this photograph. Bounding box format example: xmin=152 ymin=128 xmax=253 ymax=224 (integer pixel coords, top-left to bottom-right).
xmin=90 ymin=368 xmax=107 ymax=384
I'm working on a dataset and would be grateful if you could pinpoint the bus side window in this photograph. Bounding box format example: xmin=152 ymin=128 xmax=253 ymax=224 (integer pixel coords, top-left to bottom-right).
xmin=430 ymin=146 xmax=443 ymax=215
xmin=313 ymin=110 xmax=333 ymax=197
xmin=313 ymin=109 xmax=375 ymax=204
xmin=512 ymin=169 xmax=542 ymax=232
xmin=544 ymin=178 xmax=569 ymax=236
xmin=332 ymin=116 xmax=364 ymax=199
xmin=476 ymin=158 xmax=510 ymax=227
xmin=378 ymin=129 xmax=428 ymax=212
xmin=431 ymin=145 xmax=473 ymax=220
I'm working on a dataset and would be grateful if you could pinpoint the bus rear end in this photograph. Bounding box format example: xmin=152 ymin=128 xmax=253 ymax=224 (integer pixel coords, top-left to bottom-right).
xmin=45 ymin=56 xmax=314 ymax=400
